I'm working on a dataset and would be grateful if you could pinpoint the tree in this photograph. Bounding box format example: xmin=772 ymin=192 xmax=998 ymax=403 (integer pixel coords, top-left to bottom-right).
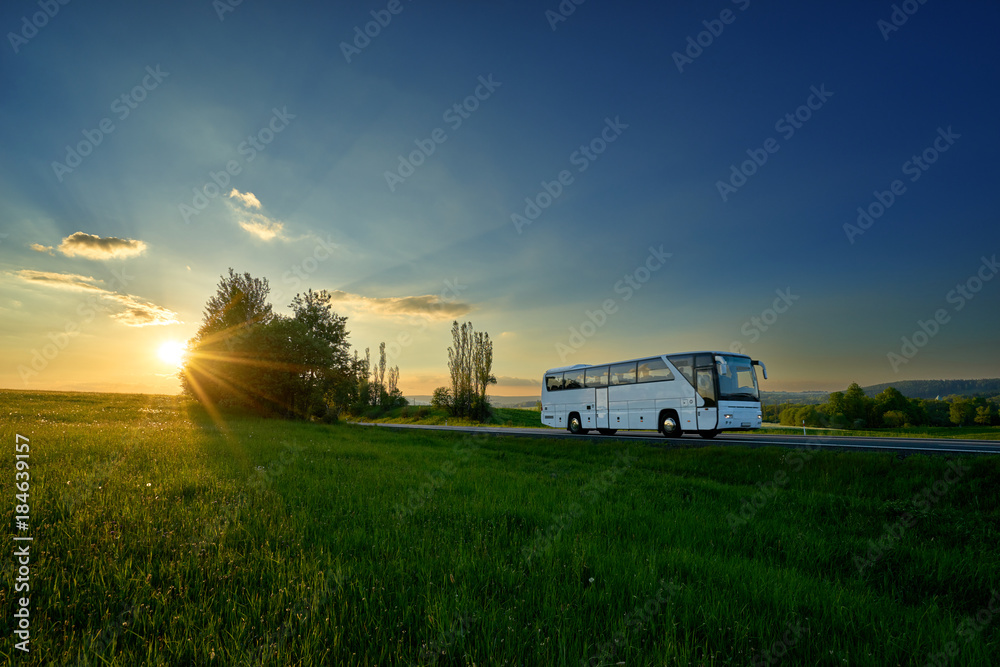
xmin=182 ymin=270 xmax=276 ymax=408
xmin=196 ymin=268 xmax=273 ymax=343
xmin=883 ymin=410 xmax=907 ymax=428
xmin=949 ymin=397 xmax=977 ymax=426
xmin=431 ymin=387 xmax=453 ymax=410
xmin=446 ymin=321 xmax=496 ymax=421
xmin=182 ymin=272 xmax=355 ymax=418
xmin=974 ymin=404 xmax=995 ymax=426
xmin=843 ymin=383 xmax=872 ymax=428
xmin=290 ymin=289 xmax=352 ymax=415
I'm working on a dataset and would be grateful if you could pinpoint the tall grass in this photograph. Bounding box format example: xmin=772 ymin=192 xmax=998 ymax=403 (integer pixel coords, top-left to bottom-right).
xmin=1 ymin=390 xmax=998 ymax=665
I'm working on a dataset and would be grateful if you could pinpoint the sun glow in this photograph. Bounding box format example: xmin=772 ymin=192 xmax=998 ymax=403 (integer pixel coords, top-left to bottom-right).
xmin=157 ymin=340 xmax=187 ymax=367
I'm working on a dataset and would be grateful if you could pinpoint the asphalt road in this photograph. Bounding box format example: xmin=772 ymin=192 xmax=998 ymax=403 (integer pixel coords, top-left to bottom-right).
xmin=354 ymin=422 xmax=1000 ymax=455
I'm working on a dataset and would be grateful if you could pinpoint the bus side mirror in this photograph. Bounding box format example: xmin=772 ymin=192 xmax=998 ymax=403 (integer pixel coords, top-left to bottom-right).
xmin=714 ymin=355 xmax=729 ymax=377
xmin=752 ymin=360 xmax=767 ymax=380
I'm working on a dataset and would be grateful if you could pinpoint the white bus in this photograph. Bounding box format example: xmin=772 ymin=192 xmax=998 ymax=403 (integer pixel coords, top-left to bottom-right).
xmin=541 ymin=351 xmax=767 ymax=438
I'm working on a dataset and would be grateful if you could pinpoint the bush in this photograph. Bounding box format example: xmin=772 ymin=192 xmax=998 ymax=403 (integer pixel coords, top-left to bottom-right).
xmin=321 ymin=407 xmax=339 ymax=424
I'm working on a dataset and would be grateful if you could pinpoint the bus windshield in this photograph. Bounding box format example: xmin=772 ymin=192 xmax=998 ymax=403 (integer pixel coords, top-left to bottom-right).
xmin=717 ymin=355 xmax=759 ymax=402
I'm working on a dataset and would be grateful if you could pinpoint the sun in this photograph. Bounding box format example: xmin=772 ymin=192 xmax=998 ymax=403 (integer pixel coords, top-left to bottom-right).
xmin=157 ymin=340 xmax=188 ymax=368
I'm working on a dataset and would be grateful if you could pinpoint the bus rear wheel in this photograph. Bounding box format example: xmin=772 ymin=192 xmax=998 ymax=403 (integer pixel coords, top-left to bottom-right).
xmin=659 ymin=413 xmax=683 ymax=438
xmin=597 ymin=428 xmax=617 ymax=436
xmin=700 ymin=429 xmax=718 ymax=439
xmin=568 ymin=414 xmax=586 ymax=435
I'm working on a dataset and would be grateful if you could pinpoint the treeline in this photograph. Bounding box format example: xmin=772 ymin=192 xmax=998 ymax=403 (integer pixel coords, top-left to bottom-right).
xmin=764 ymin=382 xmax=1000 ymax=429
xmin=861 ymin=378 xmax=1000 ymax=400
xmin=180 ymin=270 xmax=405 ymax=420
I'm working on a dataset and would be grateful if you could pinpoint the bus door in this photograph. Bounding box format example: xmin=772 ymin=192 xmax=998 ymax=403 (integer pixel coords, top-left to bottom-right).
xmin=595 ymin=387 xmax=609 ymax=428
xmin=695 ymin=360 xmax=718 ymax=431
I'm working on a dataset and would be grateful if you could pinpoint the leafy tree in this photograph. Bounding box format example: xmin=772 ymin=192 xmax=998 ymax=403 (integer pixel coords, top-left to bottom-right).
xmin=974 ymin=405 xmax=995 ymax=426
xmin=446 ymin=321 xmax=496 ymax=421
xmin=196 ymin=269 xmax=274 ymax=342
xmin=431 ymin=387 xmax=453 ymax=410
xmin=882 ymin=410 xmax=907 ymax=428
xmin=949 ymin=397 xmax=977 ymax=426
xmin=182 ymin=272 xmax=356 ymax=419
xmin=843 ymin=383 xmax=871 ymax=428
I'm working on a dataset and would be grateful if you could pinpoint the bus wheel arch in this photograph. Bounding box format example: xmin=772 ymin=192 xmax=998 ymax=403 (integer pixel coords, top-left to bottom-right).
xmin=659 ymin=410 xmax=683 ymax=438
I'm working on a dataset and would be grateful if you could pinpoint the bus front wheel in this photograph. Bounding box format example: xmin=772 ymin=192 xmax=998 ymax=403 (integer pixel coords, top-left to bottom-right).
xmin=660 ymin=413 xmax=682 ymax=438
xmin=700 ymin=429 xmax=718 ymax=439
xmin=597 ymin=428 xmax=617 ymax=436
xmin=568 ymin=414 xmax=586 ymax=435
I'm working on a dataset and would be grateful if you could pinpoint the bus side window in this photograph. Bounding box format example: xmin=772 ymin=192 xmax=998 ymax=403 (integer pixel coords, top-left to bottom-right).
xmin=546 ymin=374 xmax=564 ymax=391
xmin=610 ymin=362 xmax=636 ymax=385
xmin=565 ymin=370 xmax=584 ymax=389
xmin=638 ymin=358 xmax=674 ymax=383
xmin=668 ymin=355 xmax=694 ymax=385
xmin=585 ymin=366 xmax=609 ymax=387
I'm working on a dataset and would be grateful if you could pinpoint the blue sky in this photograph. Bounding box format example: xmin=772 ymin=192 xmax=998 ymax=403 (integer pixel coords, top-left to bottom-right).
xmin=1 ymin=0 xmax=998 ymax=395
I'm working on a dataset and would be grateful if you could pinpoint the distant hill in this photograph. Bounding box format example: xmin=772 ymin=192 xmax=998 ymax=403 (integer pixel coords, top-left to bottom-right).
xmin=406 ymin=395 xmax=540 ymax=408
xmin=408 ymin=379 xmax=1000 ymax=409
xmin=761 ymin=391 xmax=829 ymax=405
xmin=861 ymin=379 xmax=1000 ymax=400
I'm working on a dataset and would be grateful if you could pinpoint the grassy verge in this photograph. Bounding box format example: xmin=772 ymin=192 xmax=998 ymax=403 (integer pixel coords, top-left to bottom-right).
xmin=349 ymin=405 xmax=547 ymax=429
xmin=759 ymin=423 xmax=1000 ymax=440
xmin=1 ymin=389 xmax=998 ymax=665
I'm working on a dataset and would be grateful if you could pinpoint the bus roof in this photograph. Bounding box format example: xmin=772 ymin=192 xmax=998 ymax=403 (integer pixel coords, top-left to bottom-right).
xmin=543 ymin=351 xmax=751 ymax=375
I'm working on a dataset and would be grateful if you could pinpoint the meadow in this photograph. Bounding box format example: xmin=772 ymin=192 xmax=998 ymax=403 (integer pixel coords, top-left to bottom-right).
xmin=1 ymin=390 xmax=999 ymax=665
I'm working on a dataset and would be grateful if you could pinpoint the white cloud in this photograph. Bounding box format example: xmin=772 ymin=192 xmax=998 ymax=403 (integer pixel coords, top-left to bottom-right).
xmin=238 ymin=214 xmax=285 ymax=241
xmin=57 ymin=232 xmax=148 ymax=260
xmin=327 ymin=290 xmax=472 ymax=319
xmin=12 ymin=269 xmax=179 ymax=327
xmin=228 ymin=188 xmax=261 ymax=209
xmin=226 ymin=190 xmax=287 ymax=241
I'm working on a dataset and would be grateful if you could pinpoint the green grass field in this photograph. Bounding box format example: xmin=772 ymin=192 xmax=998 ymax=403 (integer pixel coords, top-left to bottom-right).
xmin=757 ymin=424 xmax=1000 ymax=440
xmin=351 ymin=405 xmax=545 ymax=429
xmin=2 ymin=390 xmax=999 ymax=665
